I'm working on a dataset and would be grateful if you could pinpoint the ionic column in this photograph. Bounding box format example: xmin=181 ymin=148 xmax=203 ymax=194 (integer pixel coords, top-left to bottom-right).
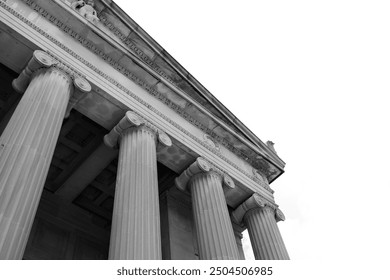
xmin=232 ymin=193 xmax=289 ymax=260
xmin=106 ymin=111 xmax=172 ymax=260
xmin=175 ymin=158 xmax=239 ymax=260
xmin=0 ymin=50 xmax=89 ymax=259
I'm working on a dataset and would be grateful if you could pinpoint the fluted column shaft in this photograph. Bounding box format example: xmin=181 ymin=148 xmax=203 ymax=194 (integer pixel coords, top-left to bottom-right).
xmin=190 ymin=171 xmax=239 ymax=260
xmin=232 ymin=224 xmax=246 ymax=260
xmin=245 ymin=207 xmax=289 ymax=260
xmin=109 ymin=125 xmax=161 ymax=259
xmin=0 ymin=67 xmax=72 ymax=259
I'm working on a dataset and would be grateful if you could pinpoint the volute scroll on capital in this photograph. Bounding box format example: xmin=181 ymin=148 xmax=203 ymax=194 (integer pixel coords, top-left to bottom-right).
xmin=156 ymin=130 xmax=172 ymax=150
xmin=275 ymin=208 xmax=286 ymax=222
xmin=223 ymin=174 xmax=235 ymax=189
xmin=65 ymin=76 xmax=92 ymax=118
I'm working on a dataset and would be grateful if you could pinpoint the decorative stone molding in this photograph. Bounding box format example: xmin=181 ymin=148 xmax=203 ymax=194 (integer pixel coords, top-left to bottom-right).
xmin=252 ymin=168 xmax=273 ymax=193
xmin=252 ymin=168 xmax=264 ymax=181
xmin=0 ymin=1 xmax=276 ymax=191
xmin=203 ymin=133 xmax=220 ymax=152
xmin=232 ymin=193 xmax=283 ymax=225
xmin=99 ymin=14 xmax=175 ymax=85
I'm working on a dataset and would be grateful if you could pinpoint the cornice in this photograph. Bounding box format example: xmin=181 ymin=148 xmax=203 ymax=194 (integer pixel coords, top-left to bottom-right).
xmin=96 ymin=1 xmax=286 ymax=173
xmin=0 ymin=0 xmax=275 ymax=191
xmin=97 ymin=9 xmax=284 ymax=178
xmin=99 ymin=14 xmax=176 ymax=86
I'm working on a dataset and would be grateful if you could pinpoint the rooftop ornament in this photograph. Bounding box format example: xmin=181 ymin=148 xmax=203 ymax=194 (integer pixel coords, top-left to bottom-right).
xmin=71 ymin=0 xmax=99 ymax=23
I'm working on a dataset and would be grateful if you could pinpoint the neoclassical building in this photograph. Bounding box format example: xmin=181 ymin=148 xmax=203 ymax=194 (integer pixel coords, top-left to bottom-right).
xmin=0 ymin=0 xmax=289 ymax=260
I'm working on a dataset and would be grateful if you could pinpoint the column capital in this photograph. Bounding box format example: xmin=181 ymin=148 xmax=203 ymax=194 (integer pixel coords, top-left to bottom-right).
xmin=104 ymin=110 xmax=172 ymax=149
xmin=175 ymin=157 xmax=235 ymax=193
xmin=104 ymin=111 xmax=144 ymax=148
xmin=12 ymin=50 xmax=54 ymax=93
xmin=175 ymin=157 xmax=210 ymax=192
xmin=12 ymin=50 xmax=91 ymax=118
xmin=232 ymin=193 xmax=283 ymax=224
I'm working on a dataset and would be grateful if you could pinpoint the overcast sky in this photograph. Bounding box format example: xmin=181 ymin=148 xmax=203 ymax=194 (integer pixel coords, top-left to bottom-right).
xmin=114 ymin=0 xmax=390 ymax=263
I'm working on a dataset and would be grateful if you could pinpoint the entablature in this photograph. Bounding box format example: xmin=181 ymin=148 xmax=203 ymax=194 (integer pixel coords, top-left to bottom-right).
xmin=0 ymin=0 xmax=284 ymax=206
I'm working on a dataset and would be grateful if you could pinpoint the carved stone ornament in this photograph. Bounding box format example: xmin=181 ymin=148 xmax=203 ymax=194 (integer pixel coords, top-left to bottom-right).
xmin=252 ymin=193 xmax=266 ymax=208
xmin=71 ymin=0 xmax=99 ymax=23
xmin=275 ymin=208 xmax=285 ymax=222
xmin=157 ymin=131 xmax=172 ymax=147
xmin=203 ymin=134 xmax=220 ymax=151
xmin=124 ymin=111 xmax=144 ymax=127
xmin=222 ymin=174 xmax=235 ymax=190
xmin=33 ymin=50 xmax=55 ymax=68
xmin=266 ymin=140 xmax=277 ymax=154
xmin=73 ymin=76 xmax=92 ymax=93
xmin=196 ymin=157 xmax=211 ymax=172
xmin=252 ymin=168 xmax=264 ymax=181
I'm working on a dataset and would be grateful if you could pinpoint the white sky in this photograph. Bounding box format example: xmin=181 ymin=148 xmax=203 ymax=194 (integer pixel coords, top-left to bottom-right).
xmin=115 ymin=0 xmax=390 ymax=263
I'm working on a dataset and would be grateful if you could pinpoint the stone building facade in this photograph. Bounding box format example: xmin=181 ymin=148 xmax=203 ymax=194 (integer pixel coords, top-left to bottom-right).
xmin=0 ymin=0 xmax=289 ymax=260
